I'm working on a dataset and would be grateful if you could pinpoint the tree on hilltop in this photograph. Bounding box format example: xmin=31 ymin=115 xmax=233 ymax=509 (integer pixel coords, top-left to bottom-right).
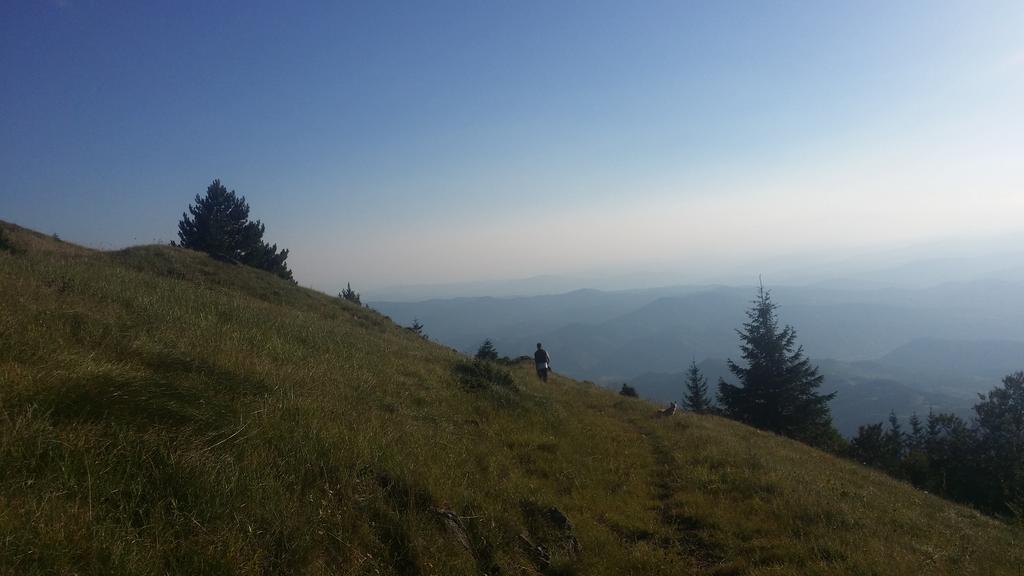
xmin=476 ymin=339 xmax=499 ymax=361
xmin=682 ymin=359 xmax=713 ymax=414
xmin=244 ymin=237 xmax=293 ymax=281
xmin=718 ymin=284 xmax=838 ymax=448
xmin=177 ymin=179 xmax=293 ymax=281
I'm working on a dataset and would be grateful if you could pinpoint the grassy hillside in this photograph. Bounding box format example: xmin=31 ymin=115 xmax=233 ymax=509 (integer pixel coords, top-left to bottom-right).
xmin=1 ymin=221 xmax=1021 ymax=575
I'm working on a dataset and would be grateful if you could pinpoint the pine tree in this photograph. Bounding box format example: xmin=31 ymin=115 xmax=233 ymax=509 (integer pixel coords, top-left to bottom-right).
xmin=177 ymin=179 xmax=293 ymax=281
xmin=242 ymin=238 xmax=292 ymax=281
xmin=848 ymin=423 xmax=891 ymax=468
xmin=848 ymin=412 xmax=905 ymax=475
xmin=717 ymin=284 xmax=838 ymax=447
xmin=476 ymin=339 xmax=498 ymax=361
xmin=903 ymin=412 xmax=930 ymax=487
xmin=886 ymin=411 xmax=906 ymax=457
xmin=340 ymin=283 xmax=361 ymax=305
xmin=972 ymin=371 xmax=1024 ymax=515
xmin=908 ymin=413 xmax=925 ymax=451
xmin=924 ymin=411 xmax=974 ymax=502
xmin=410 ymin=318 xmax=424 ymax=336
xmin=682 ymin=360 xmax=712 ymax=413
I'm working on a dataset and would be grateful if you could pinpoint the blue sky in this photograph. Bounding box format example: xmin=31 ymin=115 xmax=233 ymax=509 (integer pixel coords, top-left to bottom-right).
xmin=2 ymin=1 xmax=1022 ymax=293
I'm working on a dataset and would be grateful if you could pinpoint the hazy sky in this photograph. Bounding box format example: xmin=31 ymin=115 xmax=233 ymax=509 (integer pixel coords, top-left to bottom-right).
xmin=2 ymin=1 xmax=1022 ymax=294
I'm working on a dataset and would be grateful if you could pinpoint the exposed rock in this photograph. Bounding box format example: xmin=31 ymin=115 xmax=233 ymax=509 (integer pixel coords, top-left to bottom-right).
xmin=432 ymin=507 xmax=472 ymax=552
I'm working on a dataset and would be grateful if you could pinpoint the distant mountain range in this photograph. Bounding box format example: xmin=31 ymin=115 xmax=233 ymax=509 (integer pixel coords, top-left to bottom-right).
xmin=368 ymin=242 xmax=1024 ymax=301
xmin=373 ymin=279 xmax=1024 ymax=435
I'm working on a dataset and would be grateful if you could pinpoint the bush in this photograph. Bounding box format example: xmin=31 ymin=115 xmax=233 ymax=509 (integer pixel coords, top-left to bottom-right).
xmin=619 ymin=384 xmax=639 ymax=398
xmin=454 ymin=359 xmax=515 ymax=391
xmin=0 ymin=228 xmax=13 ymax=253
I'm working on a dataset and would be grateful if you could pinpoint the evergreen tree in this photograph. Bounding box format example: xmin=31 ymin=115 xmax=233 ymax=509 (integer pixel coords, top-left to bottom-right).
xmin=717 ymin=284 xmax=838 ymax=447
xmin=410 ymin=318 xmax=424 ymax=336
xmin=682 ymin=359 xmax=712 ymax=413
xmin=908 ymin=413 xmax=925 ymax=451
xmin=340 ymin=283 xmax=361 ymax=305
xmin=177 ymin=179 xmax=293 ymax=281
xmin=843 ymin=376 xmax=1024 ymax=516
xmin=886 ymin=411 xmax=906 ymax=458
xmin=848 ymin=423 xmax=894 ymax=469
xmin=973 ymin=371 xmax=1024 ymax=515
xmin=848 ymin=414 xmax=904 ymax=475
xmin=476 ymin=339 xmax=499 ymax=361
xmin=242 ymin=238 xmax=292 ymax=281
xmin=924 ymin=411 xmax=974 ymax=503
xmin=903 ymin=412 xmax=930 ymax=485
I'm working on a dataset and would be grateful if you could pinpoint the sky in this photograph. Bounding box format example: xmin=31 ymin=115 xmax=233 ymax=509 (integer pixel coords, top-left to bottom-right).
xmin=2 ymin=1 xmax=1022 ymax=296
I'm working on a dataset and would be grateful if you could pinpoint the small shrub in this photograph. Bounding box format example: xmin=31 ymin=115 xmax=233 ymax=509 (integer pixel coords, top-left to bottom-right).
xmin=0 ymin=228 xmax=14 ymax=253
xmin=619 ymin=384 xmax=639 ymax=398
xmin=454 ymin=359 xmax=515 ymax=391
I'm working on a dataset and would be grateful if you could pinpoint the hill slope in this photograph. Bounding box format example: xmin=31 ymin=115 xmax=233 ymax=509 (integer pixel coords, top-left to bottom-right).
xmin=1 ymin=221 xmax=1021 ymax=575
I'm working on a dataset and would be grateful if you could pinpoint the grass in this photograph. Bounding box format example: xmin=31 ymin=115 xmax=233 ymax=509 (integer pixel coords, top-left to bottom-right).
xmin=1 ymin=219 xmax=1022 ymax=575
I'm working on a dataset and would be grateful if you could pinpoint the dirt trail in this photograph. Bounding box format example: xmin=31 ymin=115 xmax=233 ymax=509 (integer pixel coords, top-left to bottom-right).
xmin=627 ymin=415 xmax=724 ymax=573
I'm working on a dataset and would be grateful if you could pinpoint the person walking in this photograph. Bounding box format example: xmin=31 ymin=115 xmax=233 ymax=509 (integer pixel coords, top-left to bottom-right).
xmin=534 ymin=342 xmax=551 ymax=382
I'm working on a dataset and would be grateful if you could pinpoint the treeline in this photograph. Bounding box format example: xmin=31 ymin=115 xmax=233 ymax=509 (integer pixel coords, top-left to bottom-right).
xmin=848 ymin=372 xmax=1024 ymax=517
xmin=674 ymin=285 xmax=1022 ymax=519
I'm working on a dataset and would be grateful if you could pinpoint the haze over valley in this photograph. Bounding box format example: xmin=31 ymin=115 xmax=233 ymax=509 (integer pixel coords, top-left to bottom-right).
xmin=375 ymin=250 xmax=1024 ymax=434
